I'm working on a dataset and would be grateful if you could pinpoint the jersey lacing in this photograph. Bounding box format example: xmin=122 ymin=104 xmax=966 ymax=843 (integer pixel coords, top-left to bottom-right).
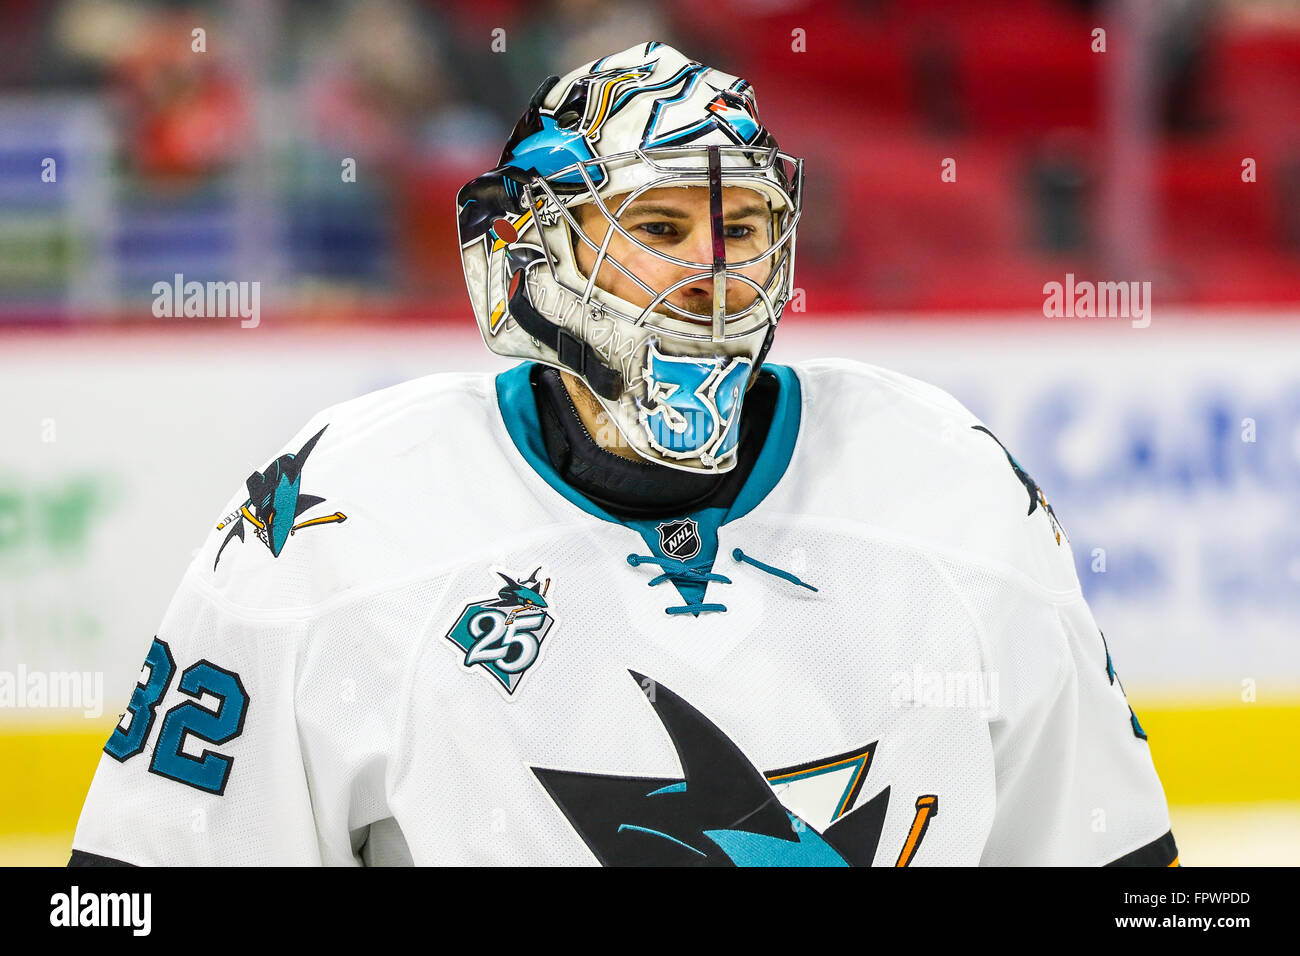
xmin=626 ymin=547 xmax=818 ymax=615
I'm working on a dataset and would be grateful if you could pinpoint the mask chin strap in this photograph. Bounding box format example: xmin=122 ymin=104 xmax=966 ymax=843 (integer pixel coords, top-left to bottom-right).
xmin=507 ymin=277 xmax=624 ymax=401
xmin=708 ymin=145 xmax=726 ymax=343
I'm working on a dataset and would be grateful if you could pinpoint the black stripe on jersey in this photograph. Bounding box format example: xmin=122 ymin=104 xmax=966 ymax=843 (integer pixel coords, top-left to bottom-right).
xmin=1104 ymin=829 xmax=1180 ymax=866
xmin=68 ymin=849 xmax=137 ymax=867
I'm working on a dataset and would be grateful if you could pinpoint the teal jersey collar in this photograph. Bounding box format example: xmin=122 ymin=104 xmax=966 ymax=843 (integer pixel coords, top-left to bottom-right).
xmin=494 ymin=362 xmax=802 ymax=609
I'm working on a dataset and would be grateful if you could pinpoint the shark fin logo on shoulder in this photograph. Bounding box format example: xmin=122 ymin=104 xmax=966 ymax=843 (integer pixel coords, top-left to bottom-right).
xmin=446 ymin=567 xmax=555 ymax=696
xmin=971 ymin=425 xmax=1066 ymax=546
xmin=213 ymin=425 xmax=347 ymax=570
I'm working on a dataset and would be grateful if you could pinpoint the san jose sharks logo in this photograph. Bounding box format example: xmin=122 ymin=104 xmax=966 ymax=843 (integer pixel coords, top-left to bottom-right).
xmin=214 ymin=426 xmax=346 ymax=570
xmin=446 ymin=568 xmax=554 ymax=696
xmin=972 ymin=425 xmax=1066 ymax=545
xmin=533 ymin=672 xmax=940 ymax=866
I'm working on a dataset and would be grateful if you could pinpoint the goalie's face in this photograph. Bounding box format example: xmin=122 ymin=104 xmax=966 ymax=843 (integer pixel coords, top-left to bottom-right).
xmin=571 ymin=185 xmax=775 ymax=320
xmin=458 ymin=44 xmax=804 ymax=473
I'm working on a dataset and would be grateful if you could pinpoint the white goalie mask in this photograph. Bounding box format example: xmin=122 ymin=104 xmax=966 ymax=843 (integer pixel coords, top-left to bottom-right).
xmin=457 ymin=41 xmax=803 ymax=473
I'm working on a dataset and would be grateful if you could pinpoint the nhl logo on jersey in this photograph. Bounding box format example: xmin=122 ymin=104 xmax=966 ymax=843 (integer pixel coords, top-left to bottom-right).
xmin=657 ymin=518 xmax=701 ymax=561
xmin=445 ymin=568 xmax=554 ymax=696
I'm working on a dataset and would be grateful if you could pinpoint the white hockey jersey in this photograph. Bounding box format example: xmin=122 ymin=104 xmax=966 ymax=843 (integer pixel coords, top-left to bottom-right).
xmin=72 ymin=358 xmax=1177 ymax=866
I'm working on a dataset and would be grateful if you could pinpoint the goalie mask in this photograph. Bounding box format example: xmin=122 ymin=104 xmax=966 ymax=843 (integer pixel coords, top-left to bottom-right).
xmin=457 ymin=41 xmax=803 ymax=473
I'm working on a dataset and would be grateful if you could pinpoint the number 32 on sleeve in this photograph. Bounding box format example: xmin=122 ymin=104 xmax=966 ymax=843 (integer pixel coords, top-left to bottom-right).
xmin=104 ymin=637 xmax=250 ymax=795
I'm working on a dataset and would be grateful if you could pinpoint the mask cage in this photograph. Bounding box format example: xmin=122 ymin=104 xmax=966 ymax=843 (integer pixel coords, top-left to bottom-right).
xmin=517 ymin=143 xmax=803 ymax=346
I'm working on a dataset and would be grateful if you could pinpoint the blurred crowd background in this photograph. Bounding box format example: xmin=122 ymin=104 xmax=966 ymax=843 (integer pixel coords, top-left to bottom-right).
xmin=3 ymin=0 xmax=1300 ymax=322
xmin=1 ymin=0 xmax=1298 ymax=866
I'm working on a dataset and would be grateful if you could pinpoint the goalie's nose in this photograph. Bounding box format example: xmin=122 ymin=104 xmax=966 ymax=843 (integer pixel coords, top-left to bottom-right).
xmin=664 ymin=196 xmax=744 ymax=321
xmin=665 ymin=267 xmax=757 ymax=323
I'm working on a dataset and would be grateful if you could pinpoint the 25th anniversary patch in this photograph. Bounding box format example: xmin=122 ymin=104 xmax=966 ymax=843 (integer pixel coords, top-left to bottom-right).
xmin=445 ymin=568 xmax=554 ymax=696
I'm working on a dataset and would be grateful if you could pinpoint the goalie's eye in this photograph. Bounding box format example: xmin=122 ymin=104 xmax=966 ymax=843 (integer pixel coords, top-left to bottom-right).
xmin=635 ymin=223 xmax=756 ymax=240
xmin=637 ymin=221 xmax=677 ymax=237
